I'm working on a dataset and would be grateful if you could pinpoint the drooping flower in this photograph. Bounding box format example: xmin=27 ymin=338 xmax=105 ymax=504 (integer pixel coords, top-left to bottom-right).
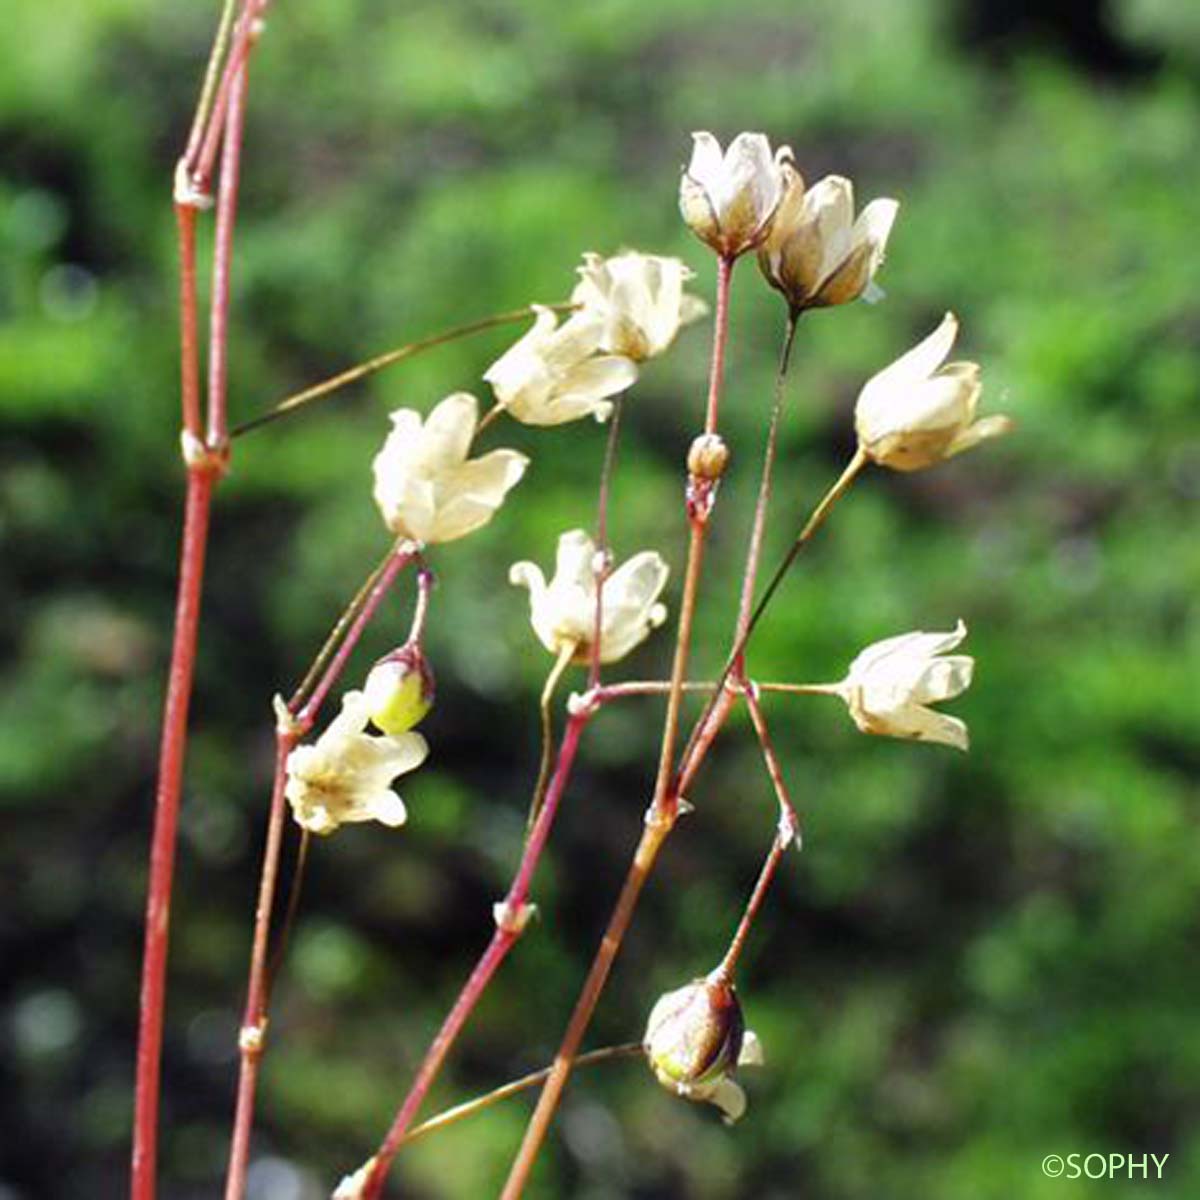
xmin=483 ymin=305 xmax=638 ymax=426
xmin=570 ymin=251 xmax=707 ymax=361
xmin=509 ymin=529 xmax=668 ymax=664
xmin=679 ymin=131 xmax=790 ymax=258
xmin=643 ymin=973 xmax=764 ymax=1124
xmin=372 ymin=392 xmax=528 ymax=544
xmin=855 ymin=312 xmax=1013 ymax=471
xmin=284 ymin=691 xmax=429 ymax=835
xmin=833 ymin=620 xmax=975 ymax=750
xmin=758 ymin=168 xmax=899 ymax=310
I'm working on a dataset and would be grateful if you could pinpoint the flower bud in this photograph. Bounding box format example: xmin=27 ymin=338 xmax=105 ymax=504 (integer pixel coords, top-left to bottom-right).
xmin=679 ymin=132 xmax=789 ymax=258
xmin=363 ymin=643 xmax=435 ymax=735
xmin=643 ymin=973 xmax=762 ymax=1123
xmin=687 ymin=433 xmax=730 ymax=481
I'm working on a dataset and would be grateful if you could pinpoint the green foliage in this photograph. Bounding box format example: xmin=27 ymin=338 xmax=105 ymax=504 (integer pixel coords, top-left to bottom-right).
xmin=2 ymin=0 xmax=1198 ymax=1196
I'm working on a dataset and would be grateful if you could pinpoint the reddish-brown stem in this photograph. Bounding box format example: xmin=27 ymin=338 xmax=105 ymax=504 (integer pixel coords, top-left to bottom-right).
xmin=193 ymin=3 xmax=264 ymax=193
xmin=501 ymin=250 xmax=738 ymax=1199
xmin=205 ymin=41 xmax=252 ymax=450
xmin=716 ymin=833 xmax=789 ymax=981
xmin=408 ymin=566 xmax=435 ymax=644
xmin=703 ymin=255 xmax=734 ymax=434
xmin=742 ymin=685 xmax=799 ymax=834
xmin=131 ymin=466 xmax=215 ymax=1200
xmin=297 ymin=545 xmax=416 ymax=728
xmin=587 ymin=398 xmax=624 ymax=690
xmin=222 ymin=734 xmax=294 ymax=1200
xmin=224 ymin=546 xmax=415 ymax=1200
xmin=732 ymin=310 xmax=799 ymax=651
xmin=180 ymin=0 xmax=239 ymax=173
xmin=360 ymin=709 xmax=594 ymax=1199
xmin=176 ymin=205 xmax=202 ymax=440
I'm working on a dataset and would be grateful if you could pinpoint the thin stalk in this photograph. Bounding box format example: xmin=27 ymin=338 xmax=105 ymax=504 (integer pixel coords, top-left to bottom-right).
xmin=290 ymin=548 xmax=393 ymax=712
xmin=400 ymin=1044 xmax=642 ymax=1148
xmin=500 ymin=252 xmax=738 ymax=1199
xmin=231 ymin=305 xmax=576 ymax=438
xmin=527 ymin=643 xmax=577 ymax=832
xmin=360 ymin=709 xmax=595 ymax=1199
xmin=180 ymin=0 xmax=239 ymax=172
xmin=732 ymin=310 xmax=799 ymax=647
xmin=590 ymin=679 xmax=715 ymax=703
xmin=715 ymin=834 xmax=788 ymax=981
xmin=265 ymin=829 xmax=310 ymax=991
xmin=679 ymin=446 xmax=867 ymax=772
xmin=193 ymin=1 xmax=266 ymax=193
xmin=408 ymin=566 xmax=435 ymax=644
xmin=296 ymin=545 xmax=416 ymax=728
xmin=715 ymin=688 xmax=798 ymax=980
xmin=223 ymin=735 xmax=293 ymax=1200
xmin=204 ymin=40 xmax=251 ymax=450
xmin=132 ymin=468 xmax=215 ymax=1200
xmin=588 ymin=397 xmax=624 ymax=690
xmin=224 ymin=546 xmax=415 ymax=1200
xmin=757 ymin=682 xmax=839 ymax=697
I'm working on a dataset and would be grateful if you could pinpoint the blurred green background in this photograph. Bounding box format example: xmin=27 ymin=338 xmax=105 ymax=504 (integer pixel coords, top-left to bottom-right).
xmin=3 ymin=0 xmax=1198 ymax=1197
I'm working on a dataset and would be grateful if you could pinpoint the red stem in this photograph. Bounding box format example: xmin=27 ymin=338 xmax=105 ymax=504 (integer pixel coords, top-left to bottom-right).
xmin=176 ymin=205 xmax=202 ymax=440
xmin=224 ymin=545 xmax=415 ymax=1200
xmin=222 ymin=735 xmax=294 ymax=1200
xmin=360 ymin=711 xmax=593 ymax=1199
xmin=703 ymin=255 xmax=734 ymax=435
xmin=296 ymin=546 xmax=416 ymax=724
xmin=205 ymin=49 xmax=251 ymax=450
xmin=131 ymin=466 xmax=215 ymax=1200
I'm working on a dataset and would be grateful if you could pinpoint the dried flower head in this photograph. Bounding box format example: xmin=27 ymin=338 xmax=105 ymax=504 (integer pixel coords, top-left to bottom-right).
xmin=570 ymin=251 xmax=707 ymax=362
xmin=372 ymin=392 xmax=528 ymax=544
xmin=679 ymin=131 xmax=789 ymax=258
xmin=834 ymin=620 xmax=975 ymax=750
xmin=643 ymin=973 xmax=764 ymax=1123
xmin=758 ymin=169 xmax=898 ymax=311
xmin=509 ymin=529 xmax=668 ymax=664
xmin=285 ymin=691 xmax=429 ymax=835
xmin=484 ymin=305 xmax=638 ymax=425
xmin=855 ymin=312 xmax=1013 ymax=471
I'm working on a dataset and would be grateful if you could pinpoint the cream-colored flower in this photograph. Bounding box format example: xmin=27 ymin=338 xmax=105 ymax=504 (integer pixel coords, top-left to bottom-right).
xmin=372 ymin=392 xmax=528 ymax=543
xmin=509 ymin=529 xmax=668 ymax=664
xmin=855 ymin=313 xmax=1012 ymax=471
xmin=679 ymin=131 xmax=790 ymax=257
xmin=570 ymin=251 xmax=707 ymax=361
xmin=483 ymin=305 xmax=638 ymax=426
xmin=285 ymin=691 xmax=429 ymax=835
xmin=643 ymin=974 xmax=763 ymax=1124
xmin=834 ymin=621 xmax=974 ymax=750
xmin=758 ymin=169 xmax=898 ymax=310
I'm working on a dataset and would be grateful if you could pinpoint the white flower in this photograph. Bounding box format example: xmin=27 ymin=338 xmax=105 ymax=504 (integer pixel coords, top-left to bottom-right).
xmin=570 ymin=251 xmax=707 ymax=361
xmin=285 ymin=691 xmax=429 ymax=835
xmin=643 ymin=975 xmax=763 ymax=1124
xmin=834 ymin=620 xmax=975 ymax=750
xmin=679 ymin=131 xmax=790 ymax=257
xmin=758 ymin=169 xmax=899 ymax=310
xmin=855 ymin=313 xmax=1013 ymax=472
xmin=372 ymin=392 xmax=528 ymax=543
xmin=483 ymin=305 xmax=638 ymax=426
xmin=509 ymin=529 xmax=668 ymax=664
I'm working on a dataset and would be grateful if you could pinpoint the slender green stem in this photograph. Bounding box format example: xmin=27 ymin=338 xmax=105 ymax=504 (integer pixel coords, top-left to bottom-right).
xmin=231 ymin=304 xmax=576 ymax=437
